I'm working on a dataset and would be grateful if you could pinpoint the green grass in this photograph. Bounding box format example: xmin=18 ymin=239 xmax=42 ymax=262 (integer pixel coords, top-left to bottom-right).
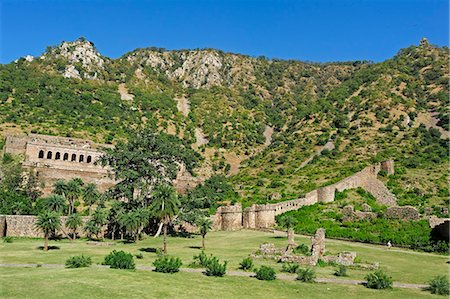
xmin=1 ymin=230 xmax=448 ymax=286
xmin=0 ymin=267 xmax=441 ymax=299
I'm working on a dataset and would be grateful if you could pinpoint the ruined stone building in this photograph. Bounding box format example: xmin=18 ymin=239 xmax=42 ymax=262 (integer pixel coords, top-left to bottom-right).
xmin=3 ymin=134 xmax=115 ymax=195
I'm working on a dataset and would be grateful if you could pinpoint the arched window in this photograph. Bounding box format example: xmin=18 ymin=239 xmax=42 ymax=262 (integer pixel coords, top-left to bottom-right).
xmin=87 ymin=155 xmax=92 ymax=163
xmin=63 ymin=153 xmax=69 ymax=161
xmin=38 ymin=150 xmax=44 ymax=159
xmin=47 ymin=151 xmax=53 ymax=159
xmin=55 ymin=152 xmax=61 ymax=160
xmin=71 ymin=154 xmax=77 ymax=161
xmin=79 ymin=155 xmax=84 ymax=162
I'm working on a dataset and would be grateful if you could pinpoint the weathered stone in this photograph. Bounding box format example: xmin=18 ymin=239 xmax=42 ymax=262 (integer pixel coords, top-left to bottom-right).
xmin=385 ymin=206 xmax=419 ymax=221
xmin=362 ymin=203 xmax=372 ymax=212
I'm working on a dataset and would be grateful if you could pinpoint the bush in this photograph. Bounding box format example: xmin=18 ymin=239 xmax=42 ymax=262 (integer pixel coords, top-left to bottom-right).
xmin=425 ymin=275 xmax=450 ymax=295
xmin=365 ymin=270 xmax=393 ymax=289
xmin=204 ymin=257 xmax=227 ymax=277
xmin=292 ymin=243 xmax=310 ymax=255
xmin=255 ymin=265 xmax=276 ymax=281
xmin=239 ymin=257 xmax=253 ymax=271
xmin=3 ymin=236 xmax=13 ymax=243
xmin=297 ymin=268 xmax=316 ymax=283
xmin=281 ymin=262 xmax=299 ymax=273
xmin=103 ymin=250 xmax=135 ymax=270
xmin=334 ymin=265 xmax=348 ymax=277
xmin=192 ymin=251 xmax=210 ymax=267
xmin=65 ymin=255 xmax=92 ymax=268
xmin=153 ymin=256 xmax=182 ymax=273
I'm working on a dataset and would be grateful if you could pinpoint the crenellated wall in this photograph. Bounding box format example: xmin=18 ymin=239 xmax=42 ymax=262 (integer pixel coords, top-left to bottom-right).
xmin=214 ymin=160 xmax=397 ymax=230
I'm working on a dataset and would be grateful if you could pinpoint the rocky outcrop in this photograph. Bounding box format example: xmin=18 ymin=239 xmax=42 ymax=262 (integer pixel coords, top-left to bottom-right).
xmin=384 ymin=206 xmax=420 ymax=221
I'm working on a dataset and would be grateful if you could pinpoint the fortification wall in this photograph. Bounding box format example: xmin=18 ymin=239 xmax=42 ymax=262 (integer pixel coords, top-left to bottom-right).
xmin=0 ymin=215 xmax=90 ymax=237
xmin=215 ymin=160 xmax=397 ymax=230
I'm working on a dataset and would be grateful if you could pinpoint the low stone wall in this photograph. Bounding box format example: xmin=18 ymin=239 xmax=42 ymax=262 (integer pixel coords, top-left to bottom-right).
xmin=0 ymin=215 xmax=90 ymax=238
xmin=384 ymin=206 xmax=419 ymax=221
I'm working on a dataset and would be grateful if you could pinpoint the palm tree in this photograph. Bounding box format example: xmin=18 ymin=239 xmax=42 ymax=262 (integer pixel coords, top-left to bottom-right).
xmin=278 ymin=215 xmax=298 ymax=250
xmin=43 ymin=194 xmax=67 ymax=213
xmin=35 ymin=211 xmax=61 ymax=251
xmin=66 ymin=178 xmax=83 ymax=215
xmin=65 ymin=213 xmax=82 ymax=240
xmin=119 ymin=212 xmax=140 ymax=241
xmin=150 ymin=184 xmax=180 ymax=254
xmin=83 ymin=183 xmax=100 ymax=211
xmin=197 ymin=217 xmax=212 ymax=250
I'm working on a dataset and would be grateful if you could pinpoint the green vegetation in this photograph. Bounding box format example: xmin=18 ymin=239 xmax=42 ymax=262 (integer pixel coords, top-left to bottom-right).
xmin=334 ymin=265 xmax=348 ymax=277
xmin=297 ymin=267 xmax=316 ymax=283
xmin=425 ymin=275 xmax=450 ymax=296
xmin=153 ymin=256 xmax=182 ymax=273
xmin=65 ymin=254 xmax=92 ymax=268
xmin=281 ymin=262 xmax=300 ymax=274
xmin=103 ymin=250 xmax=135 ymax=270
xmin=204 ymin=256 xmax=227 ymax=277
xmin=365 ymin=270 xmax=393 ymax=289
xmin=239 ymin=257 xmax=254 ymax=271
xmin=255 ymin=265 xmax=277 ymax=281
xmin=34 ymin=211 xmax=61 ymax=251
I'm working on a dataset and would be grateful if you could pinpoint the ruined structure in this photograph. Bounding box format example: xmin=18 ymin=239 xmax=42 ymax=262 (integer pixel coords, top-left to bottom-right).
xmin=214 ymin=160 xmax=397 ymax=230
xmin=4 ymin=134 xmax=115 ymax=195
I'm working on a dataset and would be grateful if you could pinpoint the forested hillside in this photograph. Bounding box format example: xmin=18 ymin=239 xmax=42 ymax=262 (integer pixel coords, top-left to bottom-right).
xmin=0 ymin=37 xmax=448 ymax=216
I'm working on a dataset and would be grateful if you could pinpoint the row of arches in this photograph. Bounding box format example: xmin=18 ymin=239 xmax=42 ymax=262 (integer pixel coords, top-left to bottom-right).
xmin=38 ymin=150 xmax=94 ymax=164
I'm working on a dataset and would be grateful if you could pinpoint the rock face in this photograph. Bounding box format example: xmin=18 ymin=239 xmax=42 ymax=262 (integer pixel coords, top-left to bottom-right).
xmin=44 ymin=39 xmax=106 ymax=79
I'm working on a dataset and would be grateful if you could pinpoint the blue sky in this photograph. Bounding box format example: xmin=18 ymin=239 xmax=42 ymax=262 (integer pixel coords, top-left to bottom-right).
xmin=1 ymin=0 xmax=448 ymax=63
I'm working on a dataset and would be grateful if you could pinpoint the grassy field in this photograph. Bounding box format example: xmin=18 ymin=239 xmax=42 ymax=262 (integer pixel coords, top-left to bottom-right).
xmin=0 ymin=230 xmax=448 ymax=298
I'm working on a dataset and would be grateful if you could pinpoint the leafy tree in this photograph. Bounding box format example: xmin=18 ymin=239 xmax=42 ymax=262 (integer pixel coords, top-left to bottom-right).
xmin=99 ymin=128 xmax=200 ymax=205
xmin=65 ymin=213 xmax=82 ymax=240
xmin=197 ymin=217 xmax=212 ymax=250
xmin=53 ymin=178 xmax=84 ymax=215
xmin=83 ymin=183 xmax=101 ymax=210
xmin=150 ymin=184 xmax=180 ymax=254
xmin=35 ymin=211 xmax=61 ymax=251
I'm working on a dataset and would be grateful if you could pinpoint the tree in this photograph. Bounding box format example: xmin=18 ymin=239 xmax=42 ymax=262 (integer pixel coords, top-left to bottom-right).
xmin=53 ymin=178 xmax=84 ymax=215
xmin=65 ymin=213 xmax=82 ymax=240
xmin=98 ymin=128 xmax=200 ymax=206
xmin=278 ymin=215 xmax=298 ymax=250
xmin=83 ymin=183 xmax=100 ymax=212
xmin=35 ymin=211 xmax=61 ymax=251
xmin=43 ymin=195 xmax=66 ymax=213
xmin=197 ymin=217 xmax=212 ymax=250
xmin=150 ymin=184 xmax=180 ymax=254
xmin=119 ymin=211 xmax=141 ymax=241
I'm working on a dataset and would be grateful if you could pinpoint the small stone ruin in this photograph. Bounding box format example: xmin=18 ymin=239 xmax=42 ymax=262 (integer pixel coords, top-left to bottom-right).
xmin=252 ymin=228 xmax=377 ymax=269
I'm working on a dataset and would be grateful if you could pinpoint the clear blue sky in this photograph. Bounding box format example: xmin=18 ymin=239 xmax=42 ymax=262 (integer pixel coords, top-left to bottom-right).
xmin=1 ymin=0 xmax=448 ymax=64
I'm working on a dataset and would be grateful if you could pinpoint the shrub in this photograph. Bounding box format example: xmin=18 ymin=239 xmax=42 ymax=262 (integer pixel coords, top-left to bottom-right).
xmin=297 ymin=268 xmax=316 ymax=283
xmin=292 ymin=243 xmax=310 ymax=255
xmin=192 ymin=251 xmax=210 ymax=267
xmin=281 ymin=262 xmax=299 ymax=273
xmin=153 ymin=256 xmax=182 ymax=273
xmin=103 ymin=250 xmax=135 ymax=270
xmin=255 ymin=265 xmax=276 ymax=281
xmin=239 ymin=257 xmax=253 ymax=271
xmin=3 ymin=236 xmax=13 ymax=243
xmin=204 ymin=257 xmax=227 ymax=277
xmin=365 ymin=270 xmax=393 ymax=289
xmin=425 ymin=275 xmax=450 ymax=295
xmin=334 ymin=265 xmax=348 ymax=277
xmin=65 ymin=255 xmax=92 ymax=268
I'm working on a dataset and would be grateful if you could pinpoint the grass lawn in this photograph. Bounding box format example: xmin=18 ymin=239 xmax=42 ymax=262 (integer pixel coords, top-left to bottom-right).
xmin=0 ymin=267 xmax=440 ymax=299
xmin=0 ymin=230 xmax=448 ymax=298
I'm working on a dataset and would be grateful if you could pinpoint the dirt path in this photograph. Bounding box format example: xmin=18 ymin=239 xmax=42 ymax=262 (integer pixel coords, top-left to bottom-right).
xmin=0 ymin=263 xmax=428 ymax=289
xmin=194 ymin=127 xmax=208 ymax=147
xmin=296 ymin=141 xmax=335 ymax=171
xmin=416 ymin=111 xmax=450 ymax=139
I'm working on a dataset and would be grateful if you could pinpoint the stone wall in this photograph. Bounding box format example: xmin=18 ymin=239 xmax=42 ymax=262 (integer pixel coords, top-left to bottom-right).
xmin=0 ymin=215 xmax=90 ymax=237
xmin=384 ymin=206 xmax=419 ymax=220
xmin=214 ymin=160 xmax=397 ymax=230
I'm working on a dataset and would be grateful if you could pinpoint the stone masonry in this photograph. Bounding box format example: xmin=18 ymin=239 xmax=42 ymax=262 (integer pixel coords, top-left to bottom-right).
xmin=214 ymin=160 xmax=397 ymax=230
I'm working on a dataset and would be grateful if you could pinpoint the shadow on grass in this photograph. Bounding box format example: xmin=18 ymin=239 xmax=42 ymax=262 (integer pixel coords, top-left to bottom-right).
xmin=37 ymin=246 xmax=60 ymax=250
xmin=270 ymin=236 xmax=285 ymax=239
xmin=188 ymin=246 xmax=202 ymax=250
xmin=139 ymin=247 xmax=158 ymax=253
